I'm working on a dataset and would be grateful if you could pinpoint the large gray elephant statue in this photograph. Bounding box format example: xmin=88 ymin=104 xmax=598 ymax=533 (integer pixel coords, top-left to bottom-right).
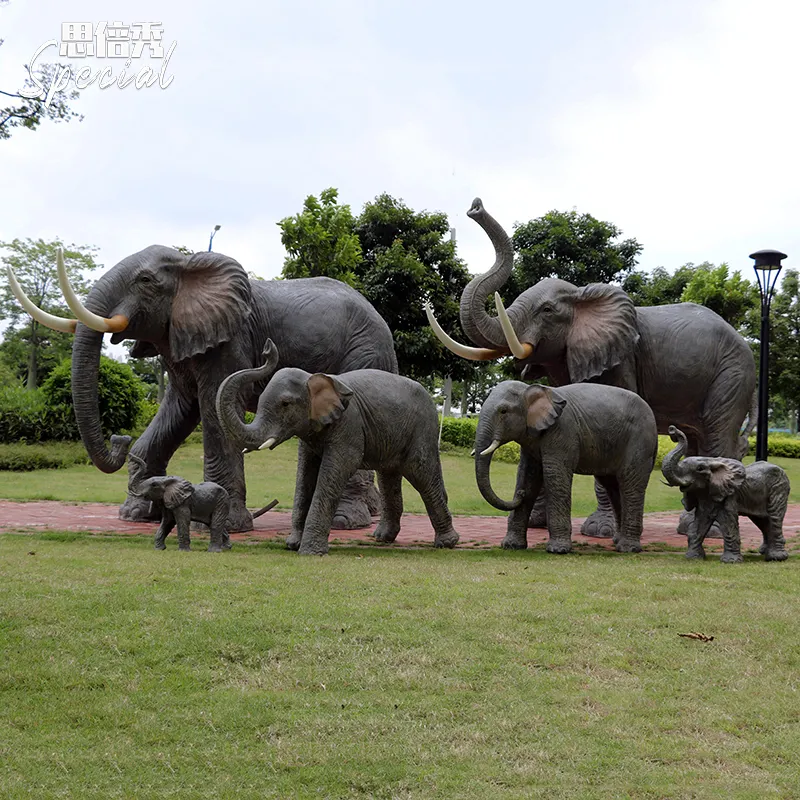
xmin=474 ymin=380 xmax=658 ymax=554
xmin=662 ymin=426 xmax=790 ymax=562
xmin=216 ymin=339 xmax=460 ymax=555
xmin=8 ymin=247 xmax=397 ymax=531
xmin=426 ymin=198 xmax=757 ymax=537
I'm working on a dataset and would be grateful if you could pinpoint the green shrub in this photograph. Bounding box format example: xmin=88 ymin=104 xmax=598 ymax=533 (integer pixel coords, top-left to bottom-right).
xmin=0 ymin=387 xmax=53 ymax=443
xmin=0 ymin=442 xmax=90 ymax=471
xmin=440 ymin=416 xmax=478 ymax=449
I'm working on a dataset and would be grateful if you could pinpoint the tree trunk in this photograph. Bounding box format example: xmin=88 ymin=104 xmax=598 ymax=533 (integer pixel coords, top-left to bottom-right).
xmin=26 ymin=321 xmax=38 ymax=390
xmin=442 ymin=375 xmax=452 ymax=418
xmin=460 ymin=378 xmax=470 ymax=416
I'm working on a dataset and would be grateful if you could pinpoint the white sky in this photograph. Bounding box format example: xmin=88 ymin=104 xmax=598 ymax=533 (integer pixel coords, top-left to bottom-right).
xmin=2 ymin=0 xmax=799 ymax=293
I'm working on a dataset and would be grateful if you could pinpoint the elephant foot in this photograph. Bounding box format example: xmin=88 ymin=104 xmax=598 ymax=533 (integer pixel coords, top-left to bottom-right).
xmin=580 ymin=510 xmax=617 ymax=539
xmin=207 ymin=543 xmax=224 ymax=553
xmin=763 ymin=548 xmax=789 ymax=562
xmin=685 ymin=547 xmax=706 ymax=560
xmin=720 ymin=552 xmax=744 ymax=564
xmin=154 ymin=539 xmax=166 ymax=551
xmin=373 ymin=520 xmax=400 ymax=543
xmin=501 ymin=534 xmax=528 ymax=550
xmin=285 ymin=530 xmax=303 ymax=551
xmin=329 ymin=471 xmax=379 ymax=530
xmin=120 ymin=494 xmax=159 ymax=522
xmin=615 ymin=537 xmax=642 ymax=553
xmin=434 ymin=528 xmax=459 ymax=549
xmin=546 ymin=537 xmax=572 ymax=555
xmin=298 ymin=539 xmax=329 ymax=556
xmin=527 ymin=496 xmax=548 ymax=529
xmin=226 ymin=505 xmax=254 ymax=533
xmin=178 ymin=544 xmax=191 ymax=552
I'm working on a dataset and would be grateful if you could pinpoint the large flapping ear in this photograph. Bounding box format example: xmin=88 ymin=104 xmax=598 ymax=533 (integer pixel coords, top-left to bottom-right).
xmin=162 ymin=477 xmax=194 ymax=509
xmin=708 ymin=459 xmax=746 ymax=503
xmin=170 ymin=252 xmax=252 ymax=362
xmin=307 ymin=373 xmax=353 ymax=429
xmin=567 ymin=283 xmax=639 ymax=383
xmin=525 ymin=385 xmax=566 ymax=432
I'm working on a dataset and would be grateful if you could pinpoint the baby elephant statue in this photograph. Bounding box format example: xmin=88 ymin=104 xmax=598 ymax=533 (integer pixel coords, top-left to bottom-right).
xmin=128 ymin=454 xmax=231 ymax=552
xmin=662 ymin=425 xmax=789 ymax=563
xmin=215 ymin=339 xmax=460 ymax=555
xmin=475 ymin=381 xmax=658 ymax=554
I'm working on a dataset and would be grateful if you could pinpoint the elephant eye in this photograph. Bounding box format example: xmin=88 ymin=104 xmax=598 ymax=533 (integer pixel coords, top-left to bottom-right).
xmin=499 ymin=407 xmax=507 ymax=414
xmin=540 ymin=304 xmax=553 ymax=314
xmin=281 ymin=399 xmax=291 ymax=407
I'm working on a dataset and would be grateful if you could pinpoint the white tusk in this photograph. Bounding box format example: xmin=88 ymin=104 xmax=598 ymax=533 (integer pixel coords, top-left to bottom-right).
xmin=6 ymin=266 xmax=77 ymax=334
xmin=258 ymin=438 xmax=276 ymax=451
xmin=56 ymin=247 xmax=128 ymax=333
xmin=470 ymin=448 xmax=476 ymax=457
xmin=494 ymin=293 xmax=534 ymax=360
xmin=424 ymin=302 xmax=505 ymax=362
xmin=480 ymin=440 xmax=502 ymax=456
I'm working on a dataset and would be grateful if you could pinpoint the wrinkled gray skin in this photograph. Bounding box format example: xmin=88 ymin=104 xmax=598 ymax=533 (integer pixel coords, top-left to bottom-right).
xmin=69 ymin=247 xmax=397 ymax=532
xmin=662 ymin=426 xmax=789 ymax=563
xmin=475 ymin=381 xmax=657 ymax=554
xmin=457 ymin=199 xmax=757 ymax=538
xmin=128 ymin=455 xmax=230 ymax=552
xmin=216 ymin=339 xmax=459 ymax=555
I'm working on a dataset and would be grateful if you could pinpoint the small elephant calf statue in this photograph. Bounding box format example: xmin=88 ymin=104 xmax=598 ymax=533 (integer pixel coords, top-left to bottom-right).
xmin=129 ymin=454 xmax=231 ymax=552
xmin=662 ymin=426 xmax=790 ymax=562
xmin=474 ymin=380 xmax=658 ymax=554
xmin=215 ymin=339 xmax=460 ymax=555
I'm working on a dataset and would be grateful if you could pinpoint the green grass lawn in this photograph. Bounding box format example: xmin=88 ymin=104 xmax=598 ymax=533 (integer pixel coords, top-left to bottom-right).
xmin=2 ymin=533 xmax=800 ymax=798
xmin=2 ymin=439 xmax=800 ymax=518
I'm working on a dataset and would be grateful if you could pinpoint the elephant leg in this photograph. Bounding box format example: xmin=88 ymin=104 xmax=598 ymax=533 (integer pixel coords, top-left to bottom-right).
xmin=173 ymin=508 xmax=192 ymax=552
xmin=527 ymin=491 xmax=548 ymax=529
xmin=543 ymin=462 xmax=573 ymax=555
xmin=505 ymin=452 xmax=541 ymax=550
xmin=154 ymin=513 xmax=175 ymax=550
xmin=580 ymin=478 xmax=619 ymax=539
xmin=760 ymin=478 xmax=790 ymax=561
xmin=612 ymin=473 xmax=645 ymax=553
xmin=288 ymin=442 xmax=321 ymax=551
xmin=718 ymin=500 xmax=743 ymax=563
xmin=331 ymin=470 xmax=377 ymax=530
xmin=207 ymin=497 xmax=230 ymax=553
xmin=373 ymin=470 xmax=403 ymax=543
xmin=404 ymin=456 xmax=459 ymax=549
xmin=120 ymin=386 xmax=200 ymax=522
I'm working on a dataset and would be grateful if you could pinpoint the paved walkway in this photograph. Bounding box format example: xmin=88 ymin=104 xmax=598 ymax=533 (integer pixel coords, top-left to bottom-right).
xmin=3 ymin=500 xmax=800 ymax=553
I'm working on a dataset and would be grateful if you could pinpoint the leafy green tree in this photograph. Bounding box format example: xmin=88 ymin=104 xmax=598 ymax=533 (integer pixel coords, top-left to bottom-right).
xmin=680 ymin=262 xmax=758 ymax=330
xmin=0 ymin=238 xmax=100 ymax=389
xmin=510 ymin=209 xmax=642 ymax=297
xmin=0 ymin=325 xmax=74 ymax=387
xmin=622 ymin=265 xmax=697 ymax=306
xmin=279 ymin=188 xmax=363 ymax=286
xmin=765 ymin=270 xmax=800 ymax=431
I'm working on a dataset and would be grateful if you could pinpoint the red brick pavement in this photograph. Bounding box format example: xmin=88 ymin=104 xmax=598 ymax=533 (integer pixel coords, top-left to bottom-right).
xmin=2 ymin=500 xmax=800 ymax=553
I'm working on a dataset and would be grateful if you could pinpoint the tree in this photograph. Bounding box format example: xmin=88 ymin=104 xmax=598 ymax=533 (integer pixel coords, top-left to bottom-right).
xmin=279 ymin=188 xmax=362 ymax=286
xmin=622 ymin=265 xmax=697 ymax=306
xmin=765 ymin=270 xmax=800 ymax=431
xmin=0 ymin=238 xmax=99 ymax=389
xmin=510 ymin=209 xmax=642 ymax=297
xmin=680 ymin=262 xmax=758 ymax=330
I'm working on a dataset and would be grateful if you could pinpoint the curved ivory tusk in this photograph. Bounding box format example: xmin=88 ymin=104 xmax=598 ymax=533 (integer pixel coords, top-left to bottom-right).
xmin=480 ymin=440 xmax=502 ymax=456
xmin=6 ymin=266 xmax=77 ymax=334
xmin=494 ymin=293 xmax=534 ymax=360
xmin=424 ymin=302 xmax=505 ymax=362
xmin=56 ymin=247 xmax=128 ymax=333
xmin=470 ymin=448 xmax=476 ymax=457
xmin=258 ymin=437 xmax=277 ymax=451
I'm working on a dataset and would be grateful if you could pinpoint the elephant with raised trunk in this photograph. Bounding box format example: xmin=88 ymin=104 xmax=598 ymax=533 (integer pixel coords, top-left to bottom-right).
xmin=475 ymin=381 xmax=657 ymax=554
xmin=7 ymin=247 xmax=397 ymax=532
xmin=662 ymin=426 xmax=790 ymax=563
xmin=426 ymin=198 xmax=757 ymax=538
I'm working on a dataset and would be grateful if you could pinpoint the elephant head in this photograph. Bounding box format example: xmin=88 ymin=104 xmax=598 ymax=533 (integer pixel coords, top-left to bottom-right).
xmin=8 ymin=246 xmax=252 ymax=473
xmin=128 ymin=452 xmax=194 ymax=508
xmin=425 ymin=199 xmax=640 ymax=383
xmin=216 ymin=338 xmax=353 ymax=452
xmin=474 ymin=380 xmax=565 ymax=511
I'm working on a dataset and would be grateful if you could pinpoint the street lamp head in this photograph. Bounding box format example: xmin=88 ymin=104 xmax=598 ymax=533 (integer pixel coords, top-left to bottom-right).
xmin=749 ymin=249 xmax=787 ymax=270
xmin=214 ymin=224 xmax=221 ymax=231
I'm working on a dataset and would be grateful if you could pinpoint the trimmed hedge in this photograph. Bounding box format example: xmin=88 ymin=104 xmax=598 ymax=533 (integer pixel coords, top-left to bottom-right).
xmin=0 ymin=442 xmax=90 ymax=471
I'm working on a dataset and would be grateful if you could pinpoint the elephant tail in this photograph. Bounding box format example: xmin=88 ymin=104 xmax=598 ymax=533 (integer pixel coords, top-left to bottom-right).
xmin=737 ymin=387 xmax=758 ymax=460
xmin=251 ymin=499 xmax=279 ymax=519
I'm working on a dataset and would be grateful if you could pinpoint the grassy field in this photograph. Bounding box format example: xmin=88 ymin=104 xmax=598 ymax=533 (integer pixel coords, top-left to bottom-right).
xmin=1 ymin=532 xmax=800 ymax=798
xmin=2 ymin=438 xmax=800 ymax=517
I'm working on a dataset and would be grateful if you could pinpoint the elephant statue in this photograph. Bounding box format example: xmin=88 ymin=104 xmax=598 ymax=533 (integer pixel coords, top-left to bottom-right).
xmin=7 ymin=247 xmax=397 ymax=532
xmin=661 ymin=426 xmax=790 ymax=562
xmin=128 ymin=454 xmax=231 ymax=552
xmin=426 ymin=198 xmax=757 ymax=539
xmin=215 ymin=339 xmax=460 ymax=555
xmin=475 ymin=380 xmax=658 ymax=554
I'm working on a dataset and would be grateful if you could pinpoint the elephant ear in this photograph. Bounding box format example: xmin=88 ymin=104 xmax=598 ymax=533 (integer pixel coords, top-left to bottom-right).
xmin=162 ymin=477 xmax=194 ymax=509
xmin=708 ymin=459 xmax=746 ymax=503
xmin=566 ymin=284 xmax=639 ymax=383
xmin=170 ymin=252 xmax=253 ymax=362
xmin=307 ymin=374 xmax=353 ymax=430
xmin=525 ymin=385 xmax=566 ymax=432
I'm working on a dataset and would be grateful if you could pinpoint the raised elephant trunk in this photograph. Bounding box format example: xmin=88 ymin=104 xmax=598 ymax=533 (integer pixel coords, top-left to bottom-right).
xmin=661 ymin=425 xmax=691 ymax=488
xmin=459 ymin=198 xmax=515 ymax=350
xmin=215 ymin=340 xmax=280 ymax=451
xmin=474 ymin=422 xmax=523 ymax=511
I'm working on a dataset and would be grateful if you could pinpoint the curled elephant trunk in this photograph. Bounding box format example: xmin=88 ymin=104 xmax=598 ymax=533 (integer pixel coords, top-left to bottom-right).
xmin=474 ymin=430 xmax=523 ymax=512
xmin=661 ymin=425 xmax=691 ymax=488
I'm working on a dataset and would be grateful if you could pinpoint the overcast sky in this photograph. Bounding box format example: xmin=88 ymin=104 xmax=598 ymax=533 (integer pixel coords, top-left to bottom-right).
xmin=2 ymin=0 xmax=799 ymax=292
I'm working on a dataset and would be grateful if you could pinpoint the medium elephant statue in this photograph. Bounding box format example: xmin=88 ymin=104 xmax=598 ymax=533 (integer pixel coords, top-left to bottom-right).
xmin=475 ymin=380 xmax=657 ymax=554
xmin=8 ymin=247 xmax=397 ymax=532
xmin=128 ymin=454 xmax=231 ymax=552
xmin=216 ymin=339 xmax=460 ymax=555
xmin=426 ymin=199 xmax=757 ymax=539
xmin=661 ymin=426 xmax=790 ymax=562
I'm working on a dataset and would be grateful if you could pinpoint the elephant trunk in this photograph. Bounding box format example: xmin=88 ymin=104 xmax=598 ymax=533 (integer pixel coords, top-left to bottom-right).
xmin=661 ymin=425 xmax=691 ymax=488
xmin=71 ymin=277 xmax=132 ymax=473
xmin=459 ymin=199 xmax=515 ymax=350
xmin=474 ymin=423 xmax=523 ymax=511
xmin=215 ymin=342 xmax=279 ymax=451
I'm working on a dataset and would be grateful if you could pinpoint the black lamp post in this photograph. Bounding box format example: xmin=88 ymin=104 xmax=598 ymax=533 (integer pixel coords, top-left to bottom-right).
xmin=750 ymin=248 xmax=786 ymax=462
xmin=208 ymin=224 xmax=221 ymax=252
